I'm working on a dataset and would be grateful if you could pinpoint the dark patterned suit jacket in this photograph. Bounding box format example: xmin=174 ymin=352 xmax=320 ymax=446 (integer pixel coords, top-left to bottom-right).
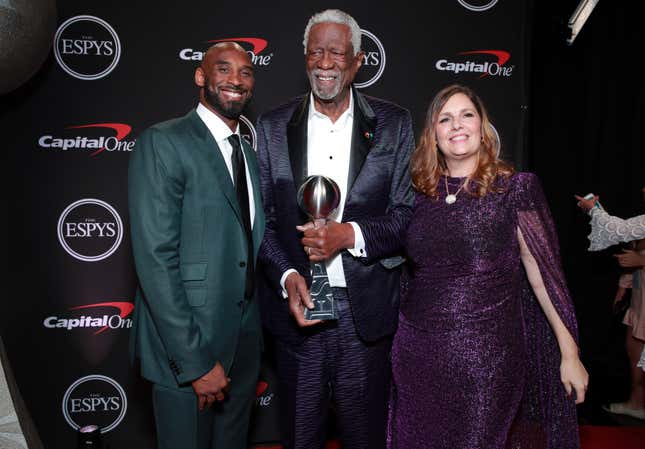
xmin=256 ymin=87 xmax=414 ymax=346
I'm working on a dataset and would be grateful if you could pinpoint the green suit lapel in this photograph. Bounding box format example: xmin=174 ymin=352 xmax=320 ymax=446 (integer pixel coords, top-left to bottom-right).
xmin=188 ymin=111 xmax=244 ymax=226
xmin=240 ymin=138 xmax=265 ymax=256
xmin=187 ymin=111 xmax=264 ymax=254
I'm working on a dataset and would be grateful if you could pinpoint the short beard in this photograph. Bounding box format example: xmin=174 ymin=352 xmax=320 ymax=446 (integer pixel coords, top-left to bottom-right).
xmin=204 ymin=85 xmax=247 ymax=119
xmin=308 ymin=70 xmax=342 ymax=101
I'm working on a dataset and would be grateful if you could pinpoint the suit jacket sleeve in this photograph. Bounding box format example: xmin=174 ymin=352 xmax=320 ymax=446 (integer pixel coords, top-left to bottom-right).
xmin=129 ymin=127 xmax=213 ymax=384
xmin=353 ymin=109 xmax=415 ymax=264
xmin=256 ymin=116 xmax=295 ymax=291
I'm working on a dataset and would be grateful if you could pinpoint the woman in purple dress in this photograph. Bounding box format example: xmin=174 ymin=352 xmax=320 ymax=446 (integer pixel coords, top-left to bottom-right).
xmin=387 ymin=85 xmax=588 ymax=449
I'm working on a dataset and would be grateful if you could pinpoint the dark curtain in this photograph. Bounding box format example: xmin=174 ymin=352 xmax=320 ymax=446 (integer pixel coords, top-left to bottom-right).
xmin=528 ymin=1 xmax=644 ymax=422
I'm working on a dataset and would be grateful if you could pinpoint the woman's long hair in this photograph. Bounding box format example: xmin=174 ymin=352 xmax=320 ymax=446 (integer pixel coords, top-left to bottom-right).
xmin=411 ymin=84 xmax=514 ymax=199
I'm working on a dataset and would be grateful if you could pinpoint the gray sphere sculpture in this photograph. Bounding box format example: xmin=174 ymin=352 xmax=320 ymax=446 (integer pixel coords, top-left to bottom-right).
xmin=297 ymin=175 xmax=341 ymax=220
xmin=0 ymin=0 xmax=57 ymax=94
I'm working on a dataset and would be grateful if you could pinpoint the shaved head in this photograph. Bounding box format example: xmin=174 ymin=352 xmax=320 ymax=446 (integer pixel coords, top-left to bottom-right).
xmin=194 ymin=41 xmax=255 ymax=130
xmin=201 ymin=42 xmax=249 ymax=70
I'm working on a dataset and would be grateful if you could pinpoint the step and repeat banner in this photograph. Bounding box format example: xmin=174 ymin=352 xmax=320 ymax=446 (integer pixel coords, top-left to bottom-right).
xmin=3 ymin=0 xmax=530 ymax=447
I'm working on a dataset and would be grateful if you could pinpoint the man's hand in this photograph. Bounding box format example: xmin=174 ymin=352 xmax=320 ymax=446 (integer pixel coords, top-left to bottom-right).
xmin=298 ymin=221 xmax=355 ymax=262
xmin=614 ymin=249 xmax=645 ymax=268
xmin=284 ymin=272 xmax=322 ymax=327
xmin=191 ymin=362 xmax=230 ymax=410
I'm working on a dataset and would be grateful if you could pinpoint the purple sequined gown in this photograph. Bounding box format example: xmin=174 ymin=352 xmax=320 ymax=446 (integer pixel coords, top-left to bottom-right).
xmin=388 ymin=173 xmax=579 ymax=449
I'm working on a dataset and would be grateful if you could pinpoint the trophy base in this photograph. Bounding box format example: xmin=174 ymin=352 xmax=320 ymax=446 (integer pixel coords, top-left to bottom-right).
xmin=306 ymin=261 xmax=338 ymax=320
xmin=305 ymin=306 xmax=338 ymax=321
xmin=304 ymin=293 xmax=338 ymax=320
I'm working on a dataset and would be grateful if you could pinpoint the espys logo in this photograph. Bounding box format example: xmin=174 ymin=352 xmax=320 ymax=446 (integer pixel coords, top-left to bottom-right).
xmin=44 ymin=302 xmax=134 ymax=334
xmin=38 ymin=123 xmax=135 ymax=156
xmin=239 ymin=115 xmax=257 ymax=150
xmin=255 ymin=380 xmax=274 ymax=407
xmin=54 ymin=15 xmax=121 ymax=80
xmin=457 ymin=0 xmax=499 ymax=11
xmin=355 ymin=29 xmax=386 ymax=89
xmin=179 ymin=37 xmax=273 ymax=66
xmin=62 ymin=375 xmax=127 ymax=433
xmin=57 ymin=199 xmax=124 ymax=262
xmin=490 ymin=124 xmax=501 ymax=157
xmin=435 ymin=50 xmax=514 ymax=78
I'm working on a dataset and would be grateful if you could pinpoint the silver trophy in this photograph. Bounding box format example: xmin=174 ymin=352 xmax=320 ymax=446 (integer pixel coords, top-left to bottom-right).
xmin=297 ymin=175 xmax=341 ymax=320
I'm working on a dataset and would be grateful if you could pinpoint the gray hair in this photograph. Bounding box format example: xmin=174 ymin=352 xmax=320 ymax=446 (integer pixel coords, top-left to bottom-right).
xmin=303 ymin=9 xmax=362 ymax=56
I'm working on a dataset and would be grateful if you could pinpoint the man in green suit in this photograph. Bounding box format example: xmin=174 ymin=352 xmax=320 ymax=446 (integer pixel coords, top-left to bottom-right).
xmin=128 ymin=42 xmax=265 ymax=449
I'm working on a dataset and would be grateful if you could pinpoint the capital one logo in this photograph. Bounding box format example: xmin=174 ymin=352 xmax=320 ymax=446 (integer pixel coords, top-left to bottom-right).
xmin=44 ymin=301 xmax=134 ymax=334
xmin=54 ymin=15 xmax=121 ymax=80
xmin=62 ymin=375 xmax=127 ymax=433
xmin=354 ymin=29 xmax=386 ymax=89
xmin=179 ymin=37 xmax=274 ymax=66
xmin=435 ymin=50 xmax=514 ymax=78
xmin=457 ymin=0 xmax=499 ymax=11
xmin=255 ymin=380 xmax=274 ymax=407
xmin=38 ymin=123 xmax=135 ymax=156
xmin=57 ymin=199 xmax=124 ymax=262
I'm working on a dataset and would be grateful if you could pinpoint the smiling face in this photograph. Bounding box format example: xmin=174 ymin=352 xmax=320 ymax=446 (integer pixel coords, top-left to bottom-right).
xmin=305 ymin=22 xmax=362 ymax=105
xmin=195 ymin=43 xmax=254 ymax=129
xmin=435 ymin=92 xmax=482 ymax=169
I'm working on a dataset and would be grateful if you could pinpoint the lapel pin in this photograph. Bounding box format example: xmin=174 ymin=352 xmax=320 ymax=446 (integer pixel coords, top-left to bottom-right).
xmin=364 ymin=131 xmax=374 ymax=140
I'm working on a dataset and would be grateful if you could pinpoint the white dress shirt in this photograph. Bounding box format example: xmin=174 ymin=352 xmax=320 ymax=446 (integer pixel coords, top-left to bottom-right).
xmin=196 ymin=102 xmax=255 ymax=228
xmin=280 ymin=91 xmax=366 ymax=292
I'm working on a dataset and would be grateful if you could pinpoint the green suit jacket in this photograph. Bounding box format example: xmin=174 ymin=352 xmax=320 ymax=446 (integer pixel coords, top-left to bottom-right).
xmin=128 ymin=109 xmax=265 ymax=388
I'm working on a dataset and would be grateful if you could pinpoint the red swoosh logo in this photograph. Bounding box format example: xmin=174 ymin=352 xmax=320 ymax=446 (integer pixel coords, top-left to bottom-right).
xmin=70 ymin=301 xmax=134 ymax=335
xmin=207 ymin=37 xmax=268 ymax=55
xmin=458 ymin=50 xmax=510 ymax=65
xmin=458 ymin=50 xmax=510 ymax=78
xmin=256 ymin=381 xmax=268 ymax=396
xmin=66 ymin=123 xmax=132 ymax=157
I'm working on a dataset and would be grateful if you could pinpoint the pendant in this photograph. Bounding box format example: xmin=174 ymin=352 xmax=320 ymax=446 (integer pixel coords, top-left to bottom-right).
xmin=445 ymin=194 xmax=457 ymax=204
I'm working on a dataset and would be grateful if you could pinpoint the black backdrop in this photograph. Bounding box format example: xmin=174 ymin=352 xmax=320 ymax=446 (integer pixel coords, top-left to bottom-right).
xmin=2 ymin=0 xmax=641 ymax=447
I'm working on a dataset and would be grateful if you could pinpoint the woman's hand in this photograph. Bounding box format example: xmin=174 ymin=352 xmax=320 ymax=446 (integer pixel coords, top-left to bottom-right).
xmin=561 ymin=356 xmax=589 ymax=404
xmin=614 ymin=249 xmax=645 ymax=268
xmin=614 ymin=286 xmax=626 ymax=305
xmin=574 ymin=194 xmax=599 ymax=213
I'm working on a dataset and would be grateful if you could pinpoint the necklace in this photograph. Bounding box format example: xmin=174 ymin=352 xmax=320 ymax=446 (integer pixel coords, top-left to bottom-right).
xmin=444 ymin=175 xmax=467 ymax=204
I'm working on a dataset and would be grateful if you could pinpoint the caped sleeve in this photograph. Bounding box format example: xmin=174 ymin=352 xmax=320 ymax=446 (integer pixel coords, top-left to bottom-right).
xmin=508 ymin=172 xmax=580 ymax=449
xmin=515 ymin=173 xmax=578 ymax=340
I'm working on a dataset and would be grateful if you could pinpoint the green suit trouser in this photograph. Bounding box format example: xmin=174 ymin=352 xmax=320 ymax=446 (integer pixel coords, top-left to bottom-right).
xmin=151 ymin=301 xmax=261 ymax=449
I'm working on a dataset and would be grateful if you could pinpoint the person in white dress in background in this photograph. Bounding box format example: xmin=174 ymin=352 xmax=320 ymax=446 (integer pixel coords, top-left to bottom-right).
xmin=576 ymin=188 xmax=645 ymax=419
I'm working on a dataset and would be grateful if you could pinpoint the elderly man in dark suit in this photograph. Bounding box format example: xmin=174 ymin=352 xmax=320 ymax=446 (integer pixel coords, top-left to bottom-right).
xmin=256 ymin=9 xmax=414 ymax=449
xmin=128 ymin=42 xmax=265 ymax=449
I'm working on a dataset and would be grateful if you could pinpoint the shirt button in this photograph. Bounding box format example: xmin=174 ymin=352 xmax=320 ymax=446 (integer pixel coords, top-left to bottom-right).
xmin=239 ymin=261 xmax=246 ymax=267
xmin=329 ymin=156 xmax=333 ymax=160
